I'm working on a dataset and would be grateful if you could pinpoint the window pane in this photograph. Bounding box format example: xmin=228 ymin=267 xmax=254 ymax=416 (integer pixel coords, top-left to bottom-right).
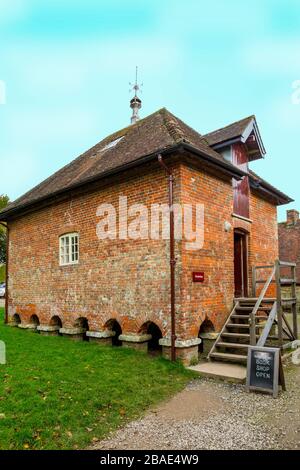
xmin=60 ymin=234 xmax=78 ymax=265
xmin=71 ymin=235 xmax=78 ymax=262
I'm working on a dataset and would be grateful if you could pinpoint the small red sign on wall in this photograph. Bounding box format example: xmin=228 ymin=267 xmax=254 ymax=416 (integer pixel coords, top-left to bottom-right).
xmin=192 ymin=271 xmax=205 ymax=283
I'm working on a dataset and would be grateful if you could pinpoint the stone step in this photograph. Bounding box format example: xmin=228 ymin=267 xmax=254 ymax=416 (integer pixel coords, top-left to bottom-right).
xmin=210 ymin=352 xmax=247 ymax=362
xmin=187 ymin=362 xmax=247 ymax=383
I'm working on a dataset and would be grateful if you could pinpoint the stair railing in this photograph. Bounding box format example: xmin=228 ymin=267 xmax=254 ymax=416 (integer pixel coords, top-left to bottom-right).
xmin=250 ymin=265 xmax=276 ymax=345
xmin=256 ymin=301 xmax=277 ymax=347
xmin=252 ymin=259 xmax=298 ymax=348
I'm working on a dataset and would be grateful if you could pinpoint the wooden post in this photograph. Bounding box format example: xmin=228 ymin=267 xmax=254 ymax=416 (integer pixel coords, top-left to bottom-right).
xmin=275 ymin=259 xmax=283 ymax=347
xmin=250 ymin=269 xmax=256 ymax=345
xmin=291 ymin=264 xmax=298 ymax=339
xmin=252 ymin=266 xmax=256 ymax=298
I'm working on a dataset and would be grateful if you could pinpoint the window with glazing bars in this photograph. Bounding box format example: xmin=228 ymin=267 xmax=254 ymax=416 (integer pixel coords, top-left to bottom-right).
xmin=59 ymin=233 xmax=79 ymax=266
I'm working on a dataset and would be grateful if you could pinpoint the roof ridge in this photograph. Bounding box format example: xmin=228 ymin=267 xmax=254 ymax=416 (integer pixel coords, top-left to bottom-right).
xmin=159 ymin=108 xmax=186 ymax=143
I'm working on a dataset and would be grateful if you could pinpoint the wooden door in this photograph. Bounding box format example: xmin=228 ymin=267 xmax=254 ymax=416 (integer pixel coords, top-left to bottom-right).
xmin=234 ymin=230 xmax=248 ymax=297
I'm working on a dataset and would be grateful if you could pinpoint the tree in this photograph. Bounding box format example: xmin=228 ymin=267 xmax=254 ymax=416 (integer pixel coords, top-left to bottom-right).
xmin=0 ymin=195 xmax=9 ymax=264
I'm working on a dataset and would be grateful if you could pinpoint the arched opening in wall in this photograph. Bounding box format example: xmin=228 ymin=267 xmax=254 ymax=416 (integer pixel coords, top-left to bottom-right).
xmin=12 ymin=313 xmax=21 ymax=325
xmin=74 ymin=317 xmax=89 ymax=341
xmin=140 ymin=321 xmax=162 ymax=355
xmin=50 ymin=316 xmax=62 ymax=328
xmin=30 ymin=314 xmax=40 ymax=326
xmin=105 ymin=319 xmax=122 ymax=346
xmin=198 ymin=319 xmax=215 ymax=355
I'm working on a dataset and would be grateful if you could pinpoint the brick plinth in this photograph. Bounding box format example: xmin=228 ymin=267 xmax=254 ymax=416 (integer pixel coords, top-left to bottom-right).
xmin=86 ymin=330 xmax=115 ymax=345
xmin=37 ymin=325 xmax=60 ymax=336
xmin=59 ymin=327 xmax=86 ymax=341
xmin=119 ymin=334 xmax=152 ymax=352
xmin=159 ymin=338 xmax=201 ymax=365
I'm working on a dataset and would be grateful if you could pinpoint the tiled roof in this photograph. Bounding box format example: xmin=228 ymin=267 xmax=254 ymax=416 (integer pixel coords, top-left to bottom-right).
xmin=202 ymin=115 xmax=255 ymax=146
xmin=0 ymin=108 xmax=230 ymax=215
xmin=0 ymin=108 xmax=291 ymax=217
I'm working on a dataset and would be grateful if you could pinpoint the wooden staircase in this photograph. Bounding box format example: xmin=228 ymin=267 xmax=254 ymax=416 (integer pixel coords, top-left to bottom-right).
xmin=208 ymin=298 xmax=276 ymax=363
xmin=208 ymin=260 xmax=298 ymax=364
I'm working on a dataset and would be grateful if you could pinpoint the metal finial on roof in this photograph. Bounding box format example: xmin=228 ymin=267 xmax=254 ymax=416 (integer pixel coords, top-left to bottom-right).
xmin=129 ymin=66 xmax=142 ymax=125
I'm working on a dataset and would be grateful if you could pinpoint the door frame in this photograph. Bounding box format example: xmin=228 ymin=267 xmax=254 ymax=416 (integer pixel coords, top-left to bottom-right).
xmin=234 ymin=229 xmax=249 ymax=297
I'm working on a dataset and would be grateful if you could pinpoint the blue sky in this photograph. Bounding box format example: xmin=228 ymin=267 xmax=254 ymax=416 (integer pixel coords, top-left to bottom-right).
xmin=0 ymin=0 xmax=300 ymax=221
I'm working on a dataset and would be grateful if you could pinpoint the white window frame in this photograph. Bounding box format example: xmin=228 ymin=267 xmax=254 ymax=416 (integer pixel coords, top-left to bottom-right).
xmin=59 ymin=233 xmax=79 ymax=266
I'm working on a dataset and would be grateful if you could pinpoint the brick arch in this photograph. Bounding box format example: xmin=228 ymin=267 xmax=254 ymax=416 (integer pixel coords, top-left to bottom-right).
xmin=12 ymin=313 xmax=21 ymax=325
xmin=232 ymin=218 xmax=251 ymax=234
xmin=137 ymin=315 xmax=166 ymax=337
xmin=188 ymin=309 xmax=206 ymax=338
xmin=50 ymin=315 xmax=63 ymax=328
xmin=102 ymin=318 xmax=123 ymax=347
xmin=198 ymin=318 xmax=215 ymax=335
xmin=101 ymin=312 xmax=124 ymax=331
xmin=73 ymin=317 xmax=89 ymax=330
xmin=30 ymin=314 xmax=40 ymax=326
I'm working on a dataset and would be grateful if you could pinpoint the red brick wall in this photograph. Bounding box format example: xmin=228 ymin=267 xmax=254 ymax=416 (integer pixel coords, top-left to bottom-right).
xmin=8 ymin=164 xmax=181 ymax=336
xmin=179 ymin=164 xmax=234 ymax=337
xmin=278 ymin=211 xmax=300 ymax=282
xmin=7 ymin=161 xmax=279 ymax=339
xmin=178 ymin=165 xmax=279 ymax=338
xmin=249 ymin=192 xmax=279 ymax=297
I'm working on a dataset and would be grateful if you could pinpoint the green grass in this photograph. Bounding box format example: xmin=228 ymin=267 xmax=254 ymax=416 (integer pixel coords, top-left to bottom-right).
xmin=0 ymin=307 xmax=194 ymax=450
xmin=0 ymin=265 xmax=5 ymax=283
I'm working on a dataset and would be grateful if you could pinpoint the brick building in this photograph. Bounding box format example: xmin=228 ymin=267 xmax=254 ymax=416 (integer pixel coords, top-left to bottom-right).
xmin=0 ymin=108 xmax=292 ymax=364
xmin=278 ymin=210 xmax=300 ymax=281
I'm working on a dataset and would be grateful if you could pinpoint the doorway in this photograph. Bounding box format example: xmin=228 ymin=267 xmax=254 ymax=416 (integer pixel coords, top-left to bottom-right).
xmin=234 ymin=230 xmax=248 ymax=297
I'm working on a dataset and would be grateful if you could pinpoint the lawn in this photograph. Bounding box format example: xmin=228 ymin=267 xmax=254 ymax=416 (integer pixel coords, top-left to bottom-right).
xmin=0 ymin=265 xmax=5 ymax=283
xmin=0 ymin=307 xmax=194 ymax=450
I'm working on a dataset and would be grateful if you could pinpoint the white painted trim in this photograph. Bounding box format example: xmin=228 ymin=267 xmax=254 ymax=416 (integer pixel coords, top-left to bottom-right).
xmin=59 ymin=232 xmax=79 ymax=266
xmin=232 ymin=213 xmax=253 ymax=224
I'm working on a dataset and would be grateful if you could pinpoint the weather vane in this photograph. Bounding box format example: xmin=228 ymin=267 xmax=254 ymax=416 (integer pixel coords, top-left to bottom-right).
xmin=129 ymin=66 xmax=142 ymax=125
xmin=129 ymin=66 xmax=143 ymax=97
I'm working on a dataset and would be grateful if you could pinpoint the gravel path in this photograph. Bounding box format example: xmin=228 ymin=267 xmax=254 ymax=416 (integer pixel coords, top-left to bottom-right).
xmin=90 ymin=362 xmax=300 ymax=450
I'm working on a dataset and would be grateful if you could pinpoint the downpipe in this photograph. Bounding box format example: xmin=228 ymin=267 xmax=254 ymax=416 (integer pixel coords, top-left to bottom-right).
xmin=157 ymin=154 xmax=177 ymax=361
xmin=0 ymin=221 xmax=9 ymax=324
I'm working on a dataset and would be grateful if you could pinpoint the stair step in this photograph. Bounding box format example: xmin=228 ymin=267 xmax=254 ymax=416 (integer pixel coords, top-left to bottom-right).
xmin=231 ymin=315 xmax=250 ymax=319
xmin=281 ymin=298 xmax=297 ymax=304
xmin=280 ymin=279 xmax=296 ymax=285
xmin=227 ymin=323 xmax=264 ymax=329
xmin=231 ymin=315 xmax=267 ymax=323
xmin=217 ymin=342 xmax=249 ymax=349
xmin=236 ymin=306 xmax=272 ymax=312
xmin=236 ymin=297 xmax=276 ymax=303
xmin=222 ymin=332 xmax=259 ymax=338
xmin=210 ymin=352 xmax=247 ymax=362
